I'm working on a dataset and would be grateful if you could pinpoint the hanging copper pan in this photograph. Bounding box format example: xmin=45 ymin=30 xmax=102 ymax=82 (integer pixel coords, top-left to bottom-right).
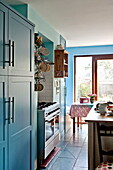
xmin=38 ymin=62 xmax=48 ymax=72
xmin=46 ymin=64 xmax=50 ymax=72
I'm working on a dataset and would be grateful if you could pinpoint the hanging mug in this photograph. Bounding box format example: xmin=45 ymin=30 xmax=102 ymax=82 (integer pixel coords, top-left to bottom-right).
xmin=35 ymin=82 xmax=44 ymax=91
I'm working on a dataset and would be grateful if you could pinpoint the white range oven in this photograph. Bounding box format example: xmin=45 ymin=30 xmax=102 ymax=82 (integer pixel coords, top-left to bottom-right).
xmin=37 ymin=102 xmax=60 ymax=166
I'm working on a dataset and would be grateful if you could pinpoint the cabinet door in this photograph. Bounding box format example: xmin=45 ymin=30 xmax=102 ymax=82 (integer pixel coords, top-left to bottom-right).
xmin=8 ymin=77 xmax=33 ymax=170
xmin=8 ymin=10 xmax=34 ymax=76
xmin=54 ymin=50 xmax=64 ymax=78
xmin=0 ymin=76 xmax=8 ymax=170
xmin=0 ymin=4 xmax=8 ymax=75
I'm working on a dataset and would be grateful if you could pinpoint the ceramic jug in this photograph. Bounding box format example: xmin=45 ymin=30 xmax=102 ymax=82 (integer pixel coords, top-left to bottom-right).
xmin=98 ymin=103 xmax=108 ymax=115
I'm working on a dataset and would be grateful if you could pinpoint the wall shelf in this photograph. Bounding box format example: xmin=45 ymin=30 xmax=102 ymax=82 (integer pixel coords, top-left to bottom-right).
xmin=54 ymin=49 xmax=68 ymax=78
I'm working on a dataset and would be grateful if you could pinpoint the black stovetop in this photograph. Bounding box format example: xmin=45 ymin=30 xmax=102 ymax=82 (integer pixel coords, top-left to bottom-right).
xmin=38 ymin=102 xmax=57 ymax=110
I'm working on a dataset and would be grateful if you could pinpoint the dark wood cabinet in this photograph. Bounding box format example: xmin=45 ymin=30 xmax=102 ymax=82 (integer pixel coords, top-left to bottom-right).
xmin=0 ymin=1 xmax=34 ymax=170
xmin=54 ymin=50 xmax=68 ymax=78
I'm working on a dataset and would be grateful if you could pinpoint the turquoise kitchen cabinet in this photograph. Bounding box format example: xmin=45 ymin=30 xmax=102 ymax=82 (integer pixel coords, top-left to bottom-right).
xmin=0 ymin=0 xmax=34 ymax=77
xmin=0 ymin=0 xmax=35 ymax=170
xmin=0 ymin=76 xmax=8 ymax=170
xmin=0 ymin=4 xmax=8 ymax=76
xmin=8 ymin=10 xmax=34 ymax=76
xmin=8 ymin=77 xmax=33 ymax=170
xmin=0 ymin=76 xmax=34 ymax=170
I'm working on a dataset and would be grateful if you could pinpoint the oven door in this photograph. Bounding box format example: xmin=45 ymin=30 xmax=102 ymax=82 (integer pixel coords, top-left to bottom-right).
xmin=45 ymin=117 xmax=54 ymax=142
xmin=54 ymin=113 xmax=59 ymax=137
xmin=44 ymin=111 xmax=60 ymax=159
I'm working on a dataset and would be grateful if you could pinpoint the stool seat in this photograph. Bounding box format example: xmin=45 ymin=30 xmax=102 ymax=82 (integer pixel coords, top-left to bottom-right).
xmin=95 ymin=161 xmax=113 ymax=169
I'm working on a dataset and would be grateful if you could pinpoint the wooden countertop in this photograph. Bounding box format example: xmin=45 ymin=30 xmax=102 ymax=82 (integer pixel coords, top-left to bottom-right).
xmin=85 ymin=104 xmax=113 ymax=123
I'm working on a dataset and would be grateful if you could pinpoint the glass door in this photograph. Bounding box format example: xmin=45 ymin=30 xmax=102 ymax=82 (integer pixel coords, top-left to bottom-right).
xmin=97 ymin=59 xmax=113 ymax=101
xmin=75 ymin=55 xmax=113 ymax=102
xmin=75 ymin=57 xmax=92 ymax=102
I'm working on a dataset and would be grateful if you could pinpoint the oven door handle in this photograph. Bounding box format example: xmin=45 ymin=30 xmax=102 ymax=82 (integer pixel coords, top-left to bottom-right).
xmin=45 ymin=110 xmax=60 ymax=121
xmin=56 ymin=112 xmax=60 ymax=116
xmin=45 ymin=116 xmax=54 ymax=121
xmin=45 ymin=112 xmax=60 ymax=121
xmin=55 ymin=111 xmax=61 ymax=117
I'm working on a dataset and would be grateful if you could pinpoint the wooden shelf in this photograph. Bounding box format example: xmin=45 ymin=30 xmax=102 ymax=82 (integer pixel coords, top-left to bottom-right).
xmin=54 ymin=49 xmax=68 ymax=78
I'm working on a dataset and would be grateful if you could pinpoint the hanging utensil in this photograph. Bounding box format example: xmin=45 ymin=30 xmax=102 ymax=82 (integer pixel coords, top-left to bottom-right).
xmin=35 ymin=71 xmax=45 ymax=79
xmin=38 ymin=62 xmax=48 ymax=72
xmin=46 ymin=64 xmax=50 ymax=72
xmin=38 ymin=46 xmax=50 ymax=56
xmin=35 ymin=81 xmax=44 ymax=91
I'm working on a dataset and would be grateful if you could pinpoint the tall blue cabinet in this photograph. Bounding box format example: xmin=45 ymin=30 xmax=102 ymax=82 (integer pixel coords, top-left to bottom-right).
xmin=0 ymin=0 xmax=35 ymax=170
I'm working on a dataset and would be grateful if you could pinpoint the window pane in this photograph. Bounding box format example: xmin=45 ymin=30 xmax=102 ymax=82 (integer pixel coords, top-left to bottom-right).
xmin=98 ymin=60 xmax=113 ymax=101
xmin=76 ymin=57 xmax=92 ymax=102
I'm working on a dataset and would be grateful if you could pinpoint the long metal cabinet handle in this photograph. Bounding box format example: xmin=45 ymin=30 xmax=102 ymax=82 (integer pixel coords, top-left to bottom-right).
xmin=8 ymin=97 xmax=11 ymax=124
xmin=3 ymin=82 xmax=7 ymax=124
xmin=11 ymin=97 xmax=15 ymax=123
xmin=5 ymin=40 xmax=11 ymax=66
xmin=9 ymin=40 xmax=11 ymax=66
xmin=5 ymin=97 xmax=15 ymax=124
xmin=12 ymin=41 xmax=14 ymax=67
xmin=4 ymin=97 xmax=11 ymax=124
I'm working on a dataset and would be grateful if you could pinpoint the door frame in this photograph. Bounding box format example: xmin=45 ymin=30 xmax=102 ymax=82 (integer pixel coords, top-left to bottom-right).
xmin=74 ymin=54 xmax=113 ymax=102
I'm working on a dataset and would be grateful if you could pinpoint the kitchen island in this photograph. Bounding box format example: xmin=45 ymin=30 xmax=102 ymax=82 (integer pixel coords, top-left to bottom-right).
xmin=85 ymin=103 xmax=113 ymax=170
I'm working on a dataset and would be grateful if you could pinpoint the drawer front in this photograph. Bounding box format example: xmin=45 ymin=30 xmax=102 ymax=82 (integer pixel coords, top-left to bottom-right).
xmin=44 ymin=140 xmax=54 ymax=159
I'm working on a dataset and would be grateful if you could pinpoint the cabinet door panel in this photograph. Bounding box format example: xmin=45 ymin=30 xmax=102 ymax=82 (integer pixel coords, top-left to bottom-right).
xmin=9 ymin=11 xmax=34 ymax=76
xmin=0 ymin=147 xmax=4 ymax=170
xmin=9 ymin=77 xmax=33 ymax=134
xmin=0 ymin=77 xmax=8 ymax=170
xmin=9 ymin=77 xmax=33 ymax=170
xmin=9 ymin=130 xmax=32 ymax=170
xmin=0 ymin=4 xmax=8 ymax=75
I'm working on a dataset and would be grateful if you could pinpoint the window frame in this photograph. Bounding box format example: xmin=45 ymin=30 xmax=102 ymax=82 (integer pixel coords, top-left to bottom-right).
xmin=74 ymin=54 xmax=113 ymax=102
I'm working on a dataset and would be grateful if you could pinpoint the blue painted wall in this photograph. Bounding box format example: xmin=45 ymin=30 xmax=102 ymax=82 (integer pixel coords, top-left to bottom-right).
xmin=11 ymin=4 xmax=66 ymax=165
xmin=66 ymin=45 xmax=113 ymax=107
xmin=11 ymin=4 xmax=28 ymax=18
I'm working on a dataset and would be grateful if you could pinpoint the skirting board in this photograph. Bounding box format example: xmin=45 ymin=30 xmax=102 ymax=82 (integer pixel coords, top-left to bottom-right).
xmin=40 ymin=147 xmax=60 ymax=168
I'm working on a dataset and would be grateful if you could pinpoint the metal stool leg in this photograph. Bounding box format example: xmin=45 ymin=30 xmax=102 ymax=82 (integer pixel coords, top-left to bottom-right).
xmin=73 ymin=117 xmax=75 ymax=133
xmin=77 ymin=117 xmax=79 ymax=127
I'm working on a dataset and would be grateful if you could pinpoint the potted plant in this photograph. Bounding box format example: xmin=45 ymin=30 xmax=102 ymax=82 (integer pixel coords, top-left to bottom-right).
xmin=88 ymin=94 xmax=97 ymax=103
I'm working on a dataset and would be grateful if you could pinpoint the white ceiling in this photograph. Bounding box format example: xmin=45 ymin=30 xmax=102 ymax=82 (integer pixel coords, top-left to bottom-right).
xmin=4 ymin=0 xmax=113 ymax=47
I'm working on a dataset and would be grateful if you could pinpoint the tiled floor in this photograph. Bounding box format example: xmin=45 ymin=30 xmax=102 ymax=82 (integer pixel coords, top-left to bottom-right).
xmin=40 ymin=124 xmax=88 ymax=170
